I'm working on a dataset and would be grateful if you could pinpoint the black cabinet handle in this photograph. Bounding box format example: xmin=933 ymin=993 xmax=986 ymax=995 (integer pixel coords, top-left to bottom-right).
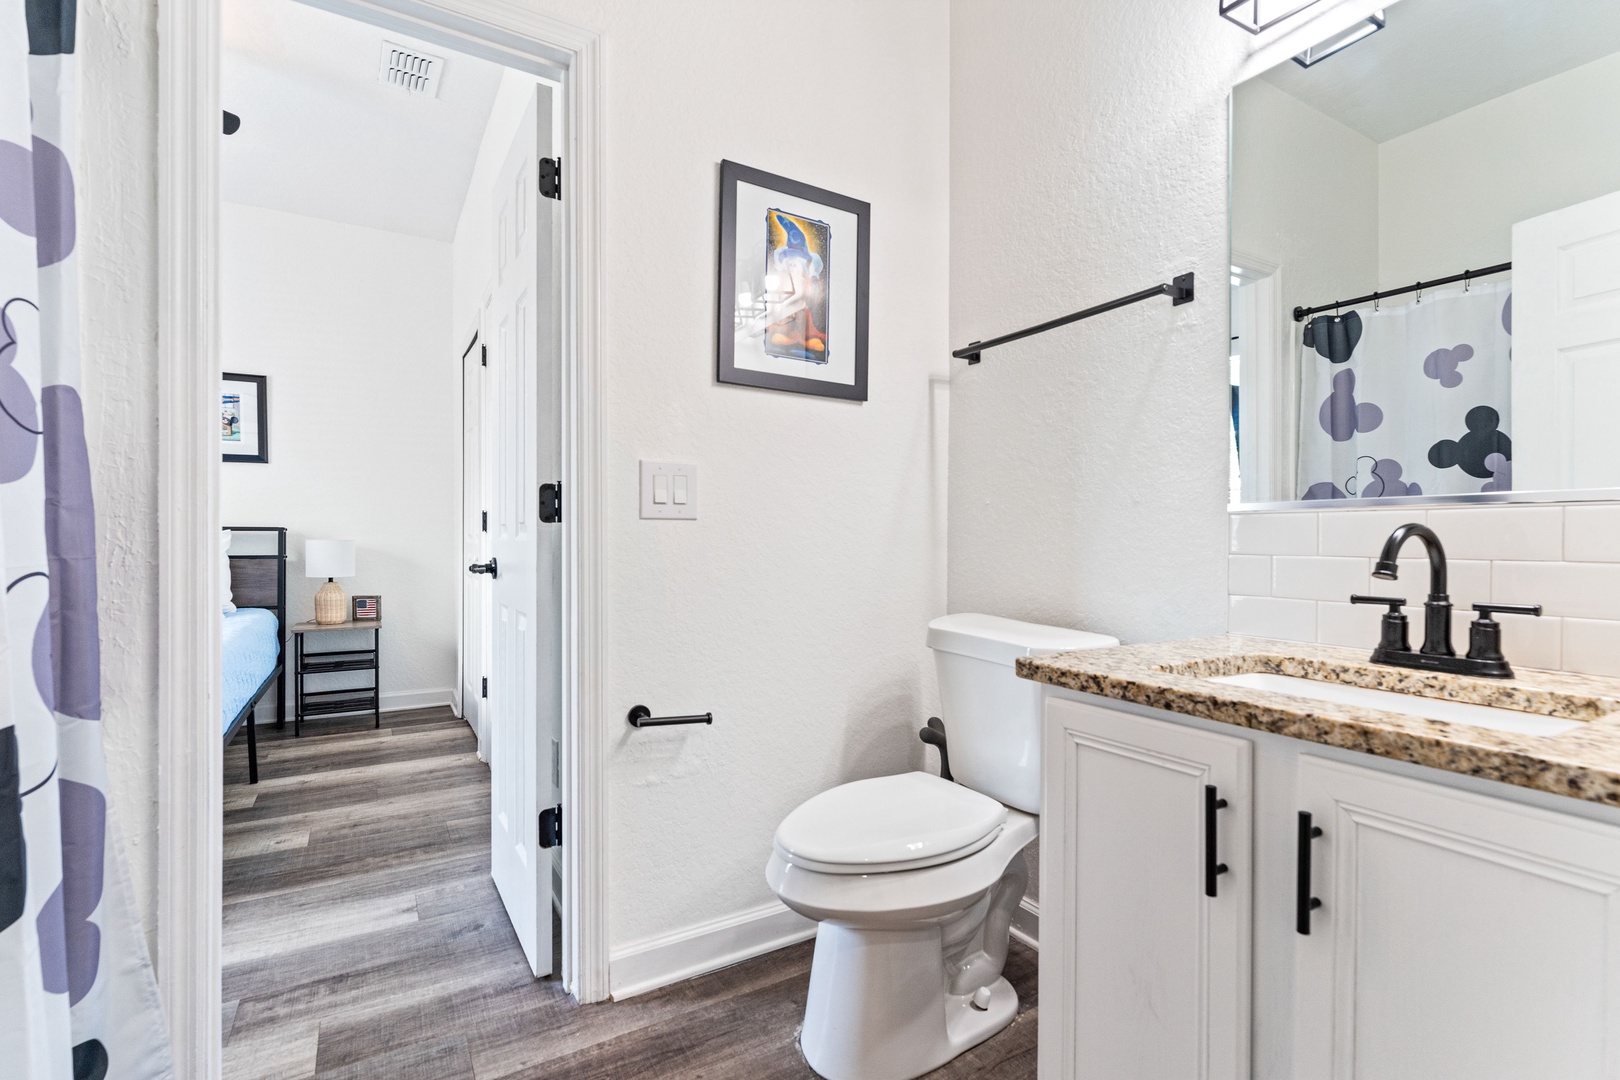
xmin=1297 ymin=811 xmax=1323 ymax=934
xmin=1204 ymin=784 xmax=1229 ymax=898
xmin=468 ymin=559 xmax=498 ymax=577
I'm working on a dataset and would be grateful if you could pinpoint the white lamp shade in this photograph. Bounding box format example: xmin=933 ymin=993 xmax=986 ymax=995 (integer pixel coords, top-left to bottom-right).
xmin=304 ymin=539 xmax=356 ymax=579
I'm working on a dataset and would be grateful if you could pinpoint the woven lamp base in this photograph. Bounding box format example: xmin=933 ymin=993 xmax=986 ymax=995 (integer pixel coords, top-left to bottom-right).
xmin=314 ymin=579 xmax=349 ymax=624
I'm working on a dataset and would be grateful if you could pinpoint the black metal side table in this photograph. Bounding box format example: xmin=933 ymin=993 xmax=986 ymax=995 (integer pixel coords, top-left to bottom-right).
xmin=290 ymin=618 xmax=381 ymax=734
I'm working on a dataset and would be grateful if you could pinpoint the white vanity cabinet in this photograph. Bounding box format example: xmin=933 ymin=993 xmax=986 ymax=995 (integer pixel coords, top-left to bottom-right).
xmin=1294 ymin=756 xmax=1620 ymax=1080
xmin=1038 ymin=697 xmax=1254 ymax=1080
xmin=1040 ymin=693 xmax=1620 ymax=1080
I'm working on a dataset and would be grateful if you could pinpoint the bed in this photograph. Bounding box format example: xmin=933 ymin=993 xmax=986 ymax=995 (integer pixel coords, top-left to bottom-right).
xmin=222 ymin=527 xmax=287 ymax=784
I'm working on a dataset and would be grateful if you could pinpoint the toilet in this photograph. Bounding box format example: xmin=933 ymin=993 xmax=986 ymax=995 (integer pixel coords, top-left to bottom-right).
xmin=766 ymin=613 xmax=1119 ymax=1080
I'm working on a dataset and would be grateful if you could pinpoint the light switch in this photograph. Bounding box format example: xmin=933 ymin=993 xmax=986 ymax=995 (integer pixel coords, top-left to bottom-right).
xmin=640 ymin=461 xmax=698 ymax=519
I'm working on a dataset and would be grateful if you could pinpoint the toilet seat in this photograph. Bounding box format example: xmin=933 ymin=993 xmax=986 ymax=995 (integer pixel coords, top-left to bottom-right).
xmin=774 ymin=772 xmax=1008 ymax=875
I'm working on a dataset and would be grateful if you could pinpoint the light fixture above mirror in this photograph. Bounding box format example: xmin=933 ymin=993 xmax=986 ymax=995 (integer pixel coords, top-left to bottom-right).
xmin=1293 ymin=11 xmax=1386 ymax=68
xmin=1219 ymin=0 xmax=1330 ymax=36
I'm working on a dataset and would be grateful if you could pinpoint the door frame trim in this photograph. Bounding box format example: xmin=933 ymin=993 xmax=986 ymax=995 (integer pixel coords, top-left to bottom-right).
xmin=156 ymin=3 xmax=608 ymax=1074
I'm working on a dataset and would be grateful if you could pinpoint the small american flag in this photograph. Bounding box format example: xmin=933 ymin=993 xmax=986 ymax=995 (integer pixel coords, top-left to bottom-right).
xmin=353 ymin=596 xmax=379 ymax=620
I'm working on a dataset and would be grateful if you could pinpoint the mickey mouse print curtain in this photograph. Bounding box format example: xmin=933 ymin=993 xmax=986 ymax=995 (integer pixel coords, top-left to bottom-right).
xmin=2 ymin=0 xmax=176 ymax=1074
xmin=1297 ymin=281 xmax=1513 ymax=501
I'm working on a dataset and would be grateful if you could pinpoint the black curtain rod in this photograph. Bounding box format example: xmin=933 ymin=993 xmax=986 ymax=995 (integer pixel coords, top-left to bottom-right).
xmin=1292 ymin=261 xmax=1512 ymax=323
xmin=953 ymin=273 xmax=1195 ymax=364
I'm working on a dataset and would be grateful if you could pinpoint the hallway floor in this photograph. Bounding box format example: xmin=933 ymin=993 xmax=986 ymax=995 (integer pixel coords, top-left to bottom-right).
xmin=222 ymin=706 xmax=1037 ymax=1079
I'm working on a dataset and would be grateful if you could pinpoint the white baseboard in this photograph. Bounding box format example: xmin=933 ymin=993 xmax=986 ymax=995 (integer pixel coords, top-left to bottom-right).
xmin=1010 ymin=896 xmax=1039 ymax=951
xmin=381 ymin=688 xmax=456 ymax=713
xmin=609 ymin=901 xmax=816 ymax=1000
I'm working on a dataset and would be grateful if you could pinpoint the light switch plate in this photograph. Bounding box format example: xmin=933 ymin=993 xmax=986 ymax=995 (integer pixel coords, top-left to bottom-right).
xmin=640 ymin=461 xmax=697 ymax=519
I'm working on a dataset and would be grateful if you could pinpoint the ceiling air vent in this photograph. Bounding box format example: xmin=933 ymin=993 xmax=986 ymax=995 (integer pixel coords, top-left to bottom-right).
xmin=379 ymin=41 xmax=444 ymax=97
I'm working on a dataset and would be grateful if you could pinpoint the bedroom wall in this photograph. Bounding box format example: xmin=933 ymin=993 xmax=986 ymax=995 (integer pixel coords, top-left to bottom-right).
xmin=220 ymin=201 xmax=459 ymax=715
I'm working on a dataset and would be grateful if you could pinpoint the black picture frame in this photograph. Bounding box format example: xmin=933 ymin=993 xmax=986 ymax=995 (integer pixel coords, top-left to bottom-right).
xmin=222 ymin=372 xmax=269 ymax=463
xmin=716 ymin=160 xmax=870 ymax=401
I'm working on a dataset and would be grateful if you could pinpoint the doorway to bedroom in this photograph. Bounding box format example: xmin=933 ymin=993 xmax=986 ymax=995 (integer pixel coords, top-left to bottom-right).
xmin=214 ymin=0 xmax=567 ymax=1072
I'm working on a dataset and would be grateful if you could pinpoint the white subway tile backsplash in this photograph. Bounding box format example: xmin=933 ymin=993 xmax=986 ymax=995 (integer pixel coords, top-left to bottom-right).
xmin=1492 ymin=561 xmax=1620 ymax=621
xmin=1229 ymin=555 xmax=1271 ymax=596
xmin=1562 ymin=618 xmax=1620 ymax=677
xmin=1229 ymin=505 xmax=1620 ymax=677
xmin=1564 ymin=505 xmax=1620 ymax=562
xmin=1317 ymin=509 xmax=1423 ymax=558
xmin=1317 ymin=601 xmax=1384 ymax=649
xmin=1426 ymin=506 xmax=1563 ymax=561
xmin=1230 ymin=513 xmax=1317 ymax=556
xmin=1229 ymin=595 xmax=1316 ymax=643
xmin=1274 ymin=556 xmax=1370 ymax=601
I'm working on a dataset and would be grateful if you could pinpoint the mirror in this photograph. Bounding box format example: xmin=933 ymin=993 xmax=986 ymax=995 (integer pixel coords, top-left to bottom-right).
xmin=1229 ymin=0 xmax=1620 ymax=506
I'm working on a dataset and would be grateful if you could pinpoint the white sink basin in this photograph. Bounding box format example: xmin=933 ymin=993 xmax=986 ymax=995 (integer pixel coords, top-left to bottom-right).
xmin=1206 ymin=672 xmax=1582 ymax=738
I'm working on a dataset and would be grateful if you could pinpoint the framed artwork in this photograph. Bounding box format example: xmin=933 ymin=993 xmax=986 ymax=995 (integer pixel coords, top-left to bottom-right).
xmin=351 ymin=595 xmax=381 ymax=621
xmin=221 ymin=372 xmax=268 ymax=463
xmin=717 ymin=161 xmax=870 ymax=401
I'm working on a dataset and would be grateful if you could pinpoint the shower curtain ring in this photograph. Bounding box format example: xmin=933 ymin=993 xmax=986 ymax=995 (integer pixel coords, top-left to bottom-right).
xmin=1373 ymin=291 xmax=1379 ymax=312
xmin=1415 ymin=281 xmax=1423 ymax=304
xmin=1464 ymin=270 xmax=1472 ymax=292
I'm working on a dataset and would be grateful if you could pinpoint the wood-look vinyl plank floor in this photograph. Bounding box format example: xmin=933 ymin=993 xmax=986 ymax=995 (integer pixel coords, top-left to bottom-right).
xmin=223 ymin=706 xmax=1037 ymax=1080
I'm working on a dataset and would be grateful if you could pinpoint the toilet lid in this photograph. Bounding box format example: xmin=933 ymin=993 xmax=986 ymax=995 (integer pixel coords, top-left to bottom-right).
xmin=774 ymin=772 xmax=1008 ymax=874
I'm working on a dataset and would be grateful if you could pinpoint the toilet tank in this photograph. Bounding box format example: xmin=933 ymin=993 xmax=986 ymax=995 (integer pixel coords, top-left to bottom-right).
xmin=926 ymin=613 xmax=1118 ymax=814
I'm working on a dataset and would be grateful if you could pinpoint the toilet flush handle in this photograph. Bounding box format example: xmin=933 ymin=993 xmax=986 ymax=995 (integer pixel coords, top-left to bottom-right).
xmin=919 ymin=718 xmax=952 ymax=782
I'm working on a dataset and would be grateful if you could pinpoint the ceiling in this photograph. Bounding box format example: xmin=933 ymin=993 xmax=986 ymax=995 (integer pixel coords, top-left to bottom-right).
xmin=222 ymin=0 xmax=506 ymax=241
xmin=1258 ymin=0 xmax=1620 ymax=143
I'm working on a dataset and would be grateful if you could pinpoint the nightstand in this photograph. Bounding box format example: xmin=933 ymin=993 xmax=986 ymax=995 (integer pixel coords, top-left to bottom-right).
xmin=290 ymin=619 xmax=381 ymax=733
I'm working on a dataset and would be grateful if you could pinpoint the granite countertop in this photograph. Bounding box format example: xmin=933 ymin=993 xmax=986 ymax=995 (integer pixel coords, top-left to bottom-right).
xmin=1017 ymin=635 xmax=1620 ymax=807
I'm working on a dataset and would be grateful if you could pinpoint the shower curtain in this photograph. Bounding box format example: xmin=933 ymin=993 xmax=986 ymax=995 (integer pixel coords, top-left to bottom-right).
xmin=2 ymin=0 xmax=176 ymax=1076
xmin=1297 ymin=280 xmax=1513 ymax=500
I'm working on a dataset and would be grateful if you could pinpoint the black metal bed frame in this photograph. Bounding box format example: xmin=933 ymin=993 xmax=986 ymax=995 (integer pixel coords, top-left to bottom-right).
xmin=222 ymin=526 xmax=287 ymax=784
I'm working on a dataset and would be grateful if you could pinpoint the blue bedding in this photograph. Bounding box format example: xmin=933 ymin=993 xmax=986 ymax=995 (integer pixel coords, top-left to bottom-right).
xmin=222 ymin=607 xmax=280 ymax=734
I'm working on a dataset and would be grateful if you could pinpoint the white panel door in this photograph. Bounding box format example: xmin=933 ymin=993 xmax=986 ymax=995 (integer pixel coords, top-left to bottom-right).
xmin=1039 ymin=699 xmax=1252 ymax=1080
xmin=1512 ymin=188 xmax=1620 ymax=491
xmin=1294 ymin=756 xmax=1620 ymax=1080
xmin=487 ymin=83 xmax=560 ymax=978
xmin=461 ymin=331 xmax=488 ymax=757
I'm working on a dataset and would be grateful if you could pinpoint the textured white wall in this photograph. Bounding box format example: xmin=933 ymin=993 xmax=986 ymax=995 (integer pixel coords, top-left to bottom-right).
xmin=219 ymin=202 xmax=459 ymax=711
xmin=80 ymin=0 xmax=162 ymax=943
xmin=1378 ymin=49 xmax=1620 ymax=286
xmin=559 ymin=0 xmax=952 ymax=953
xmin=946 ymin=0 xmax=1242 ymax=644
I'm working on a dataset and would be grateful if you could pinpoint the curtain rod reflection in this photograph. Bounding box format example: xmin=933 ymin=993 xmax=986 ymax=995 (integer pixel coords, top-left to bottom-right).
xmin=1293 ymin=261 xmax=1513 ymax=323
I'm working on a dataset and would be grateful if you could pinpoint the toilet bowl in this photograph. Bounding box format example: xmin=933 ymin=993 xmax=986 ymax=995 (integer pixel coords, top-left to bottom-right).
xmin=766 ymin=614 xmax=1118 ymax=1080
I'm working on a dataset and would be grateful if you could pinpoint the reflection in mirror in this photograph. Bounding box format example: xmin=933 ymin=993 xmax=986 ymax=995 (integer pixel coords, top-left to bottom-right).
xmin=1230 ymin=0 xmax=1620 ymax=506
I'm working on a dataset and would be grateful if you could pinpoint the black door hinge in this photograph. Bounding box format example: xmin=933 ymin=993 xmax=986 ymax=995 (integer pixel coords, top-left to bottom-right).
xmin=539 ymin=805 xmax=562 ymax=848
xmin=480 ymin=344 xmax=487 ymax=367
xmin=539 ymin=482 xmax=562 ymax=523
xmin=481 ymin=510 xmax=487 ymax=532
xmin=480 ymin=676 xmax=487 ymax=699
xmin=539 ymin=157 xmax=562 ymax=201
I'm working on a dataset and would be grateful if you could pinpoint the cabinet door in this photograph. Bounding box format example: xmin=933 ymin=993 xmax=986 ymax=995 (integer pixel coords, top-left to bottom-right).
xmin=1039 ymin=698 xmax=1252 ymax=1080
xmin=1295 ymin=756 xmax=1620 ymax=1080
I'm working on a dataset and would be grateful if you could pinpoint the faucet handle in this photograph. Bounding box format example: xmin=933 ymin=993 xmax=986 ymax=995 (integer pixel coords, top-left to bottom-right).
xmin=1351 ymin=595 xmax=1411 ymax=654
xmin=1467 ymin=603 xmax=1541 ymax=667
xmin=1472 ymin=603 xmax=1543 ymax=619
xmin=1350 ymin=594 xmax=1407 ymax=611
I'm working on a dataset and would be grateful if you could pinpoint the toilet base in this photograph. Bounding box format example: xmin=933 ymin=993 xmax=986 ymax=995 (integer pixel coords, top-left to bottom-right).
xmin=798 ymin=922 xmax=1019 ymax=1080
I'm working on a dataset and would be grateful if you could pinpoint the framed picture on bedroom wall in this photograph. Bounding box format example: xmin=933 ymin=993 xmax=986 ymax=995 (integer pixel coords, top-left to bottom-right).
xmin=716 ymin=160 xmax=871 ymax=401
xmin=222 ymin=372 xmax=269 ymax=463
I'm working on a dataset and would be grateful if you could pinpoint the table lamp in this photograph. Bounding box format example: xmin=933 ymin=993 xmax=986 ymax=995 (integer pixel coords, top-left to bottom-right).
xmin=305 ymin=539 xmax=356 ymax=624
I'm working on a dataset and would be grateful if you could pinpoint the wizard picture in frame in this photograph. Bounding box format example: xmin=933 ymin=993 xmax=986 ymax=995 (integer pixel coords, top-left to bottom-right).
xmin=717 ymin=161 xmax=870 ymax=401
xmin=221 ymin=372 xmax=269 ymax=463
